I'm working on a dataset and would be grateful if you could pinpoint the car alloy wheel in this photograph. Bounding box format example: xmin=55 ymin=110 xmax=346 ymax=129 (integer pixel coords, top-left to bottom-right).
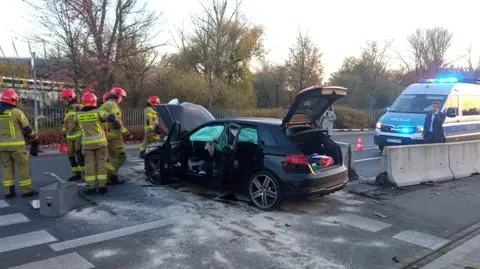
xmin=248 ymin=171 xmax=281 ymax=210
xmin=145 ymin=156 xmax=163 ymax=185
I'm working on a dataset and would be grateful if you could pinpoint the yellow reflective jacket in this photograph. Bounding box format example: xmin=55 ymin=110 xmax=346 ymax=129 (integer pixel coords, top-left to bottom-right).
xmin=75 ymin=108 xmax=111 ymax=150
xmin=0 ymin=107 xmax=34 ymax=151
xmin=62 ymin=104 xmax=83 ymax=140
xmin=99 ymin=100 xmax=128 ymax=138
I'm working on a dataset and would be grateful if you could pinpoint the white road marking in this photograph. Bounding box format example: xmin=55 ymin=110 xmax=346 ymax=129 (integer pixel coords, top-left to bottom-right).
xmin=0 ymin=230 xmax=57 ymax=254
xmin=421 ymin=233 xmax=480 ymax=269
xmin=0 ymin=213 xmax=29 ymax=227
xmin=393 ymin=230 xmax=450 ymax=250
xmin=0 ymin=200 xmax=9 ymax=208
xmin=49 ymin=218 xmax=178 ymax=252
xmin=354 ymin=157 xmax=382 ymax=163
xmin=322 ymin=214 xmax=391 ymax=232
xmin=8 ymin=252 xmax=94 ymax=269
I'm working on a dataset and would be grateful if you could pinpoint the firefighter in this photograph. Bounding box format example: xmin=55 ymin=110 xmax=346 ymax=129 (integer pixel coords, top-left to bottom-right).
xmin=60 ymin=88 xmax=84 ymax=181
xmin=0 ymin=89 xmax=39 ymax=198
xmin=140 ymin=96 xmax=166 ymax=158
xmin=100 ymin=87 xmax=130 ymax=185
xmin=75 ymin=92 xmax=119 ymax=194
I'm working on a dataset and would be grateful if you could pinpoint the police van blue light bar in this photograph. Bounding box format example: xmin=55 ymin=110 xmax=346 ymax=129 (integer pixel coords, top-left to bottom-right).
xmin=418 ymin=77 xmax=480 ymax=84
xmin=418 ymin=77 xmax=458 ymax=83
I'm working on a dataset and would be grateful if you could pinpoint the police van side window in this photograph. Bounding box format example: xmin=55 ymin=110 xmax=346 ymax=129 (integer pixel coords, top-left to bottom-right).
xmin=445 ymin=95 xmax=459 ymax=115
xmin=461 ymin=95 xmax=480 ymax=116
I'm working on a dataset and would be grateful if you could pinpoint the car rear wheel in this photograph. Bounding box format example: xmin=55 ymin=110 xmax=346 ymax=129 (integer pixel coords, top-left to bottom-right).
xmin=145 ymin=155 xmax=167 ymax=185
xmin=247 ymin=171 xmax=282 ymax=210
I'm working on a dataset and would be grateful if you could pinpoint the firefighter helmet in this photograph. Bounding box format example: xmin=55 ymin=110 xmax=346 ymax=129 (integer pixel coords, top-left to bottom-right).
xmin=148 ymin=96 xmax=161 ymax=105
xmin=110 ymin=87 xmax=127 ymax=98
xmin=60 ymin=88 xmax=76 ymax=102
xmin=102 ymin=92 xmax=109 ymax=103
xmin=1 ymin=88 xmax=20 ymax=106
xmin=82 ymin=92 xmax=98 ymax=107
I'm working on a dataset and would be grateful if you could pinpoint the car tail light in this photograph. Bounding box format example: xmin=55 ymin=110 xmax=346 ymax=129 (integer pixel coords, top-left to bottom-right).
xmin=286 ymin=154 xmax=310 ymax=165
xmin=283 ymin=154 xmax=312 ymax=174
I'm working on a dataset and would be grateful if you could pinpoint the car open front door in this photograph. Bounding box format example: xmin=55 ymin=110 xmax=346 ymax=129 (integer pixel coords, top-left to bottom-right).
xmin=164 ymin=121 xmax=183 ymax=179
xmin=211 ymin=123 xmax=241 ymax=185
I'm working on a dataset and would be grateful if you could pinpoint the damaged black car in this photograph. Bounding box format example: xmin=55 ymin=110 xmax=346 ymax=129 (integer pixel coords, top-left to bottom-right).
xmin=144 ymin=86 xmax=349 ymax=210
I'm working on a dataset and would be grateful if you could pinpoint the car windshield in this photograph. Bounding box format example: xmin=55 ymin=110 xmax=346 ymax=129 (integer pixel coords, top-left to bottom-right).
xmin=389 ymin=94 xmax=447 ymax=113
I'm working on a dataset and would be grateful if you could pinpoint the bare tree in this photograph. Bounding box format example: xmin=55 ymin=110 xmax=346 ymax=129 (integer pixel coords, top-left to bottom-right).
xmin=29 ymin=0 xmax=161 ymax=93
xmin=285 ymin=30 xmax=323 ymax=102
xmin=176 ymin=0 xmax=263 ymax=109
xmin=405 ymin=27 xmax=453 ymax=76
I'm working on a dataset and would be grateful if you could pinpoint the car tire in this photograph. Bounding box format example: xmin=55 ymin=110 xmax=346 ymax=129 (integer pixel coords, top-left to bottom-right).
xmin=145 ymin=155 xmax=168 ymax=185
xmin=247 ymin=171 xmax=283 ymax=210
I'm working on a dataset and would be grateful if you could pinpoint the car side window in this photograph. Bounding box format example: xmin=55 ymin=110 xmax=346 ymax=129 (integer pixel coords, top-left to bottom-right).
xmin=259 ymin=127 xmax=277 ymax=146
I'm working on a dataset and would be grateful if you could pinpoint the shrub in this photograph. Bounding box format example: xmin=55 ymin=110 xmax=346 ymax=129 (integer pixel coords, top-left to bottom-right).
xmin=126 ymin=125 xmax=144 ymax=142
xmin=38 ymin=128 xmax=62 ymax=145
xmin=334 ymin=105 xmax=371 ymax=129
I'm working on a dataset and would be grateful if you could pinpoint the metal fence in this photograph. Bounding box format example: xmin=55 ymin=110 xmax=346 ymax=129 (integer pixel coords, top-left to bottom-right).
xmin=22 ymin=107 xmax=146 ymax=129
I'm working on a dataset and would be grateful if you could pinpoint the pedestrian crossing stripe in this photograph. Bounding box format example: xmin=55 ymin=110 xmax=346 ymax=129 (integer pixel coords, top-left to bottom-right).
xmin=0 ymin=230 xmax=57 ymax=254
xmin=0 ymin=200 xmax=9 ymax=208
xmin=8 ymin=252 xmax=94 ymax=269
xmin=0 ymin=213 xmax=29 ymax=227
xmin=393 ymin=230 xmax=450 ymax=250
xmin=321 ymin=213 xmax=392 ymax=232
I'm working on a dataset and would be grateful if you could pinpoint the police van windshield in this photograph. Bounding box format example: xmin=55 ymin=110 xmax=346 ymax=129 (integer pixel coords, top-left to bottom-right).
xmin=389 ymin=94 xmax=447 ymax=113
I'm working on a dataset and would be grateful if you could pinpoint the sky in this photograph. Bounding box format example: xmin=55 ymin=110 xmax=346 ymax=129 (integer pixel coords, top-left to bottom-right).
xmin=1 ymin=0 xmax=479 ymax=79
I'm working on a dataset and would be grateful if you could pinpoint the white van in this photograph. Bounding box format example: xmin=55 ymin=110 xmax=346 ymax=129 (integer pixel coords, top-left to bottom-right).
xmin=374 ymin=77 xmax=480 ymax=151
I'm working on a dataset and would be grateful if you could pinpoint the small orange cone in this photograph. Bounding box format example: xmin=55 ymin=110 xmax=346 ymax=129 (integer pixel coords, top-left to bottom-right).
xmin=355 ymin=136 xmax=364 ymax=151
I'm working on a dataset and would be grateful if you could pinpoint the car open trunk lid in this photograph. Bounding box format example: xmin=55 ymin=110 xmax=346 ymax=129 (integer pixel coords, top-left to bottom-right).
xmin=281 ymin=86 xmax=347 ymax=128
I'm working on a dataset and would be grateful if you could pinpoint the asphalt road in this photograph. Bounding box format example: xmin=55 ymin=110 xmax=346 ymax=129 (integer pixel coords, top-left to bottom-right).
xmin=1 ymin=136 xmax=480 ymax=269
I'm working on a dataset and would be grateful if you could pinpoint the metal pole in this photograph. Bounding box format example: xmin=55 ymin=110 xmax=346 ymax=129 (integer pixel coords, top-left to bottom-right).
xmin=32 ymin=52 xmax=39 ymax=135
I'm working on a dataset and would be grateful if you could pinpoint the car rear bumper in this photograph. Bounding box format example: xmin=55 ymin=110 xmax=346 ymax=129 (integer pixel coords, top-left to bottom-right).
xmin=281 ymin=165 xmax=348 ymax=200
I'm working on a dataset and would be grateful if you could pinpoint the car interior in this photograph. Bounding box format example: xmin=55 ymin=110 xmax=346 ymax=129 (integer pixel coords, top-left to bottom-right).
xmin=181 ymin=124 xmax=262 ymax=183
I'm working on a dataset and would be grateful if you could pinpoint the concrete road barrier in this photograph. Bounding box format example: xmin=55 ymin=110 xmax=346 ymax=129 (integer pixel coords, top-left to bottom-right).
xmin=448 ymin=141 xmax=480 ymax=178
xmin=337 ymin=142 xmax=358 ymax=180
xmin=384 ymin=143 xmax=453 ymax=187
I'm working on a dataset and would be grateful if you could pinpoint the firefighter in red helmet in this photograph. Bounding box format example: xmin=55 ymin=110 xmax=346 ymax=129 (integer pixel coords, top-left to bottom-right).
xmin=0 ymin=89 xmax=38 ymax=198
xmin=60 ymin=88 xmax=84 ymax=181
xmin=100 ymin=87 xmax=130 ymax=185
xmin=140 ymin=96 xmax=166 ymax=158
xmin=72 ymin=92 xmax=120 ymax=194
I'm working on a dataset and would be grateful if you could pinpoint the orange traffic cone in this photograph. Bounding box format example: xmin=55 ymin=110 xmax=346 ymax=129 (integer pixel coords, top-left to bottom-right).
xmin=355 ymin=136 xmax=364 ymax=151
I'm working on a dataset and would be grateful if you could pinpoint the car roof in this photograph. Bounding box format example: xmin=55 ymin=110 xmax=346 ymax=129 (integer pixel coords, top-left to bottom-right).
xmin=211 ymin=117 xmax=282 ymax=126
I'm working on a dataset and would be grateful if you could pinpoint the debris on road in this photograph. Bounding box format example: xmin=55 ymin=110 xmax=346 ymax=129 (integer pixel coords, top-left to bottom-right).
xmin=374 ymin=211 xmax=388 ymax=219
xmin=30 ymin=199 xmax=40 ymax=209
xmin=392 ymin=256 xmax=400 ymax=263
xmin=285 ymin=223 xmax=290 ymax=227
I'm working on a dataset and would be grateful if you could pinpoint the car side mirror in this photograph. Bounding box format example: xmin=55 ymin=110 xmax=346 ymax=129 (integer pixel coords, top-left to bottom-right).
xmin=446 ymin=108 xmax=457 ymax=118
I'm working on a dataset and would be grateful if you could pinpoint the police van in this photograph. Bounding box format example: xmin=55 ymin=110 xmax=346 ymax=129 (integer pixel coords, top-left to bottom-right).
xmin=374 ymin=77 xmax=480 ymax=151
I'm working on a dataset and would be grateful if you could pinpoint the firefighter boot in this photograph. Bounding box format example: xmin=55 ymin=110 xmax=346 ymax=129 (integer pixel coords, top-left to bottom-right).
xmin=68 ymin=173 xmax=82 ymax=182
xmin=83 ymin=188 xmax=96 ymax=195
xmin=5 ymin=186 xmax=16 ymax=199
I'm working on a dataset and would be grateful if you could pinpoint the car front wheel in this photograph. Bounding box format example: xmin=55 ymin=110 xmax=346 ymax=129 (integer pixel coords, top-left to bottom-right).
xmin=247 ymin=171 xmax=282 ymax=210
xmin=145 ymin=155 xmax=167 ymax=185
